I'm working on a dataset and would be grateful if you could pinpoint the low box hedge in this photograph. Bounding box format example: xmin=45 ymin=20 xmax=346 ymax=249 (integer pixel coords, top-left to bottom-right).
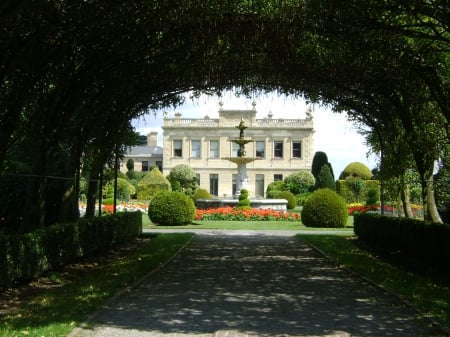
xmin=0 ymin=211 xmax=142 ymax=290
xmin=354 ymin=213 xmax=450 ymax=263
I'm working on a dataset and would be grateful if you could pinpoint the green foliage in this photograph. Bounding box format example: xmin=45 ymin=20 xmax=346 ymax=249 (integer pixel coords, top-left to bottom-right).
xmin=366 ymin=188 xmax=379 ymax=206
xmin=336 ymin=179 xmax=380 ymax=203
xmin=0 ymin=212 xmax=142 ymax=290
xmin=301 ymin=189 xmax=348 ymax=228
xmin=126 ymin=159 xmax=134 ymax=171
xmin=339 ymin=162 xmax=373 ymax=180
xmin=315 ymin=164 xmax=336 ymax=190
xmin=311 ymin=151 xmax=329 ymax=180
xmin=168 ymin=164 xmax=198 ymax=196
xmin=284 ymin=171 xmax=315 ymax=194
xmin=237 ymin=189 xmax=251 ymax=210
xmin=103 ymin=178 xmax=136 ymax=202
xmin=354 ymin=213 xmax=450 ymax=263
xmin=126 ymin=170 xmax=144 ymax=181
xmin=148 ymin=191 xmax=195 ymax=226
xmin=295 ymin=192 xmax=311 ymax=206
xmin=137 ymin=167 xmax=171 ymax=200
xmin=192 ymin=188 xmax=212 ymax=203
xmin=276 ymin=190 xmax=296 ymax=210
xmin=266 ymin=180 xmax=287 ymax=198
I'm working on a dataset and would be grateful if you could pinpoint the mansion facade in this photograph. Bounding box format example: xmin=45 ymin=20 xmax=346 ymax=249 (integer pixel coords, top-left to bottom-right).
xmin=161 ymin=104 xmax=314 ymax=198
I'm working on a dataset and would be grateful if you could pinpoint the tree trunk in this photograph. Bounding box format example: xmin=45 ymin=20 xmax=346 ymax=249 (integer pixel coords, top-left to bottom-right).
xmin=85 ymin=177 xmax=98 ymax=218
xmin=425 ymin=173 xmax=443 ymax=223
xmin=399 ymin=178 xmax=413 ymax=218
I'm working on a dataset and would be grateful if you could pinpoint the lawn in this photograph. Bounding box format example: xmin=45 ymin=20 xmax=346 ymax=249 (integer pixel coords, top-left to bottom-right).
xmin=0 ymin=233 xmax=194 ymax=337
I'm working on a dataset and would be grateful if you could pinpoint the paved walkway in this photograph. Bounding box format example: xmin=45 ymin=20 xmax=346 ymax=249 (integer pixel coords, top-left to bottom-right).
xmin=72 ymin=232 xmax=432 ymax=337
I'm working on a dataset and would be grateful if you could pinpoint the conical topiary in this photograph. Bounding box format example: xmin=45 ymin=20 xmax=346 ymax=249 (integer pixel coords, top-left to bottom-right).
xmin=137 ymin=167 xmax=171 ymax=200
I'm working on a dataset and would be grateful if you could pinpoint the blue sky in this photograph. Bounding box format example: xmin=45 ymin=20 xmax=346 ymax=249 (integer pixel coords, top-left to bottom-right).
xmin=132 ymin=91 xmax=378 ymax=177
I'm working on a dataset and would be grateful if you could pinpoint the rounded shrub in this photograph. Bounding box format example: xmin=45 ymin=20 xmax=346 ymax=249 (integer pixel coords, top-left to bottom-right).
xmin=192 ymin=188 xmax=212 ymax=202
xmin=366 ymin=188 xmax=379 ymax=206
xmin=339 ymin=162 xmax=373 ymax=180
xmin=301 ymin=188 xmax=348 ymax=228
xmin=276 ymin=190 xmax=296 ymax=210
xmin=148 ymin=191 xmax=195 ymax=226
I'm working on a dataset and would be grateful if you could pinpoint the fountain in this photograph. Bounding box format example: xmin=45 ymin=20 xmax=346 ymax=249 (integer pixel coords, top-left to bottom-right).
xmin=196 ymin=117 xmax=288 ymax=211
xmin=222 ymin=117 xmax=260 ymax=198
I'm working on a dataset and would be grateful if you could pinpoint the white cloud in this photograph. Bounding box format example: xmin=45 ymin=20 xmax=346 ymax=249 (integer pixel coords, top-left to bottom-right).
xmin=132 ymin=91 xmax=378 ymax=177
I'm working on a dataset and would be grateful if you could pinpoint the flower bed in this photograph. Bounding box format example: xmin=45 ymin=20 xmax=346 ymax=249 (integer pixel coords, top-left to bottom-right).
xmin=195 ymin=206 xmax=300 ymax=221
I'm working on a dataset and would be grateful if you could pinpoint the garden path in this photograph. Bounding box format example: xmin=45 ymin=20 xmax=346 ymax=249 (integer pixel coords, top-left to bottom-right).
xmin=71 ymin=232 xmax=432 ymax=337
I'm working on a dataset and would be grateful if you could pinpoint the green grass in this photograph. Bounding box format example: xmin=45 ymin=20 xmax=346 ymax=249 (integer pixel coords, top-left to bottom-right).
xmin=298 ymin=235 xmax=450 ymax=330
xmin=0 ymin=233 xmax=194 ymax=337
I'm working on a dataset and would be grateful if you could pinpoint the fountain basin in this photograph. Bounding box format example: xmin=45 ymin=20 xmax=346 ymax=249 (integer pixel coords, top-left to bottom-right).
xmin=196 ymin=198 xmax=288 ymax=211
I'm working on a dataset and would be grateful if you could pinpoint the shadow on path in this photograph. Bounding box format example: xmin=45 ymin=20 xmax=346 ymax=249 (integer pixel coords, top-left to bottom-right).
xmin=75 ymin=234 xmax=431 ymax=337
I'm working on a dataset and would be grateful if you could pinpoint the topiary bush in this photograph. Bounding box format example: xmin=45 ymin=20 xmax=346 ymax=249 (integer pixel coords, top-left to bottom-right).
xmin=138 ymin=167 xmax=171 ymax=200
xmin=237 ymin=189 xmax=251 ymax=210
xmin=266 ymin=180 xmax=287 ymax=198
xmin=339 ymin=162 xmax=373 ymax=180
xmin=301 ymin=188 xmax=348 ymax=228
xmin=192 ymin=188 xmax=212 ymax=203
xmin=148 ymin=191 xmax=195 ymax=226
xmin=276 ymin=190 xmax=296 ymax=210
xmin=366 ymin=188 xmax=379 ymax=206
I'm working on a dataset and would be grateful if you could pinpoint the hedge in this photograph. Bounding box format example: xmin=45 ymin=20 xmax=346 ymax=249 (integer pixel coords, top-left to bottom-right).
xmin=354 ymin=213 xmax=450 ymax=263
xmin=0 ymin=211 xmax=142 ymax=290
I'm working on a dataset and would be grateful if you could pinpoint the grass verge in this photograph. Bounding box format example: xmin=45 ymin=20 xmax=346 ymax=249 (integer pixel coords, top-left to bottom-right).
xmin=298 ymin=234 xmax=450 ymax=332
xmin=0 ymin=233 xmax=194 ymax=337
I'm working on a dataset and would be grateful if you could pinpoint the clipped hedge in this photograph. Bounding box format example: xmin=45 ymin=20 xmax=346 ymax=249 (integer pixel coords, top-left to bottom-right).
xmin=0 ymin=212 xmax=142 ymax=290
xmin=302 ymin=188 xmax=348 ymax=228
xmin=148 ymin=191 xmax=195 ymax=225
xmin=354 ymin=213 xmax=450 ymax=263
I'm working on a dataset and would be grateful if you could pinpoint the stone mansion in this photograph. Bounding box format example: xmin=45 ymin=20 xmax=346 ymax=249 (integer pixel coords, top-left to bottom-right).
xmin=121 ymin=103 xmax=314 ymax=198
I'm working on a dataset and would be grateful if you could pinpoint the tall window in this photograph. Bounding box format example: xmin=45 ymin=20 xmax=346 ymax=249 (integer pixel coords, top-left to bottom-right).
xmin=255 ymin=141 xmax=265 ymax=158
xmin=232 ymin=174 xmax=238 ymax=196
xmin=274 ymin=174 xmax=283 ymax=181
xmin=210 ymin=174 xmax=219 ymax=196
xmin=274 ymin=141 xmax=283 ymax=158
xmin=292 ymin=141 xmax=302 ymax=158
xmin=141 ymin=161 xmax=149 ymax=172
xmin=196 ymin=173 xmax=200 ymax=186
xmin=255 ymin=174 xmax=265 ymax=198
xmin=209 ymin=140 xmax=219 ymax=158
xmin=173 ymin=139 xmax=182 ymax=157
xmin=191 ymin=140 xmax=201 ymax=158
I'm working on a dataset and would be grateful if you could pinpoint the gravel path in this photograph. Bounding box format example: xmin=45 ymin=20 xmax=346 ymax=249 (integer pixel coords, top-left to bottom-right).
xmin=72 ymin=233 xmax=431 ymax=337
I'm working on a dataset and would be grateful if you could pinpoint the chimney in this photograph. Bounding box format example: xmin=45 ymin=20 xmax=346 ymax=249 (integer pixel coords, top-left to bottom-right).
xmin=147 ymin=132 xmax=158 ymax=147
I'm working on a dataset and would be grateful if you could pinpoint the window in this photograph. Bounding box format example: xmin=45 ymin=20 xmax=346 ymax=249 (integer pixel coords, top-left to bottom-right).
xmin=274 ymin=174 xmax=283 ymax=181
xmin=255 ymin=141 xmax=265 ymax=158
xmin=274 ymin=141 xmax=283 ymax=158
xmin=209 ymin=140 xmax=219 ymax=158
xmin=141 ymin=161 xmax=149 ymax=172
xmin=255 ymin=174 xmax=265 ymax=198
xmin=196 ymin=174 xmax=200 ymax=186
xmin=232 ymin=142 xmax=240 ymax=157
xmin=210 ymin=174 xmax=219 ymax=196
xmin=191 ymin=140 xmax=201 ymax=158
xmin=156 ymin=161 xmax=162 ymax=172
xmin=292 ymin=141 xmax=302 ymax=158
xmin=232 ymin=174 xmax=238 ymax=196
xmin=173 ymin=140 xmax=182 ymax=157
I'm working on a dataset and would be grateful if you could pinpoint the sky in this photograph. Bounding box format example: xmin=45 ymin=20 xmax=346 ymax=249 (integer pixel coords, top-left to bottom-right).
xmin=132 ymin=91 xmax=378 ymax=177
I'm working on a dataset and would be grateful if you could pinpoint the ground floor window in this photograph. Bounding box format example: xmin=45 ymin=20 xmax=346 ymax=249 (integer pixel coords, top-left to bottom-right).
xmin=255 ymin=174 xmax=265 ymax=198
xmin=142 ymin=161 xmax=149 ymax=172
xmin=209 ymin=174 xmax=218 ymax=196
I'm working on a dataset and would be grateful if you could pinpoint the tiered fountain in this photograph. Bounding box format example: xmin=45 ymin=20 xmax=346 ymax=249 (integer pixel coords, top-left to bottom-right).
xmin=222 ymin=117 xmax=260 ymax=198
xmin=196 ymin=117 xmax=287 ymax=211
